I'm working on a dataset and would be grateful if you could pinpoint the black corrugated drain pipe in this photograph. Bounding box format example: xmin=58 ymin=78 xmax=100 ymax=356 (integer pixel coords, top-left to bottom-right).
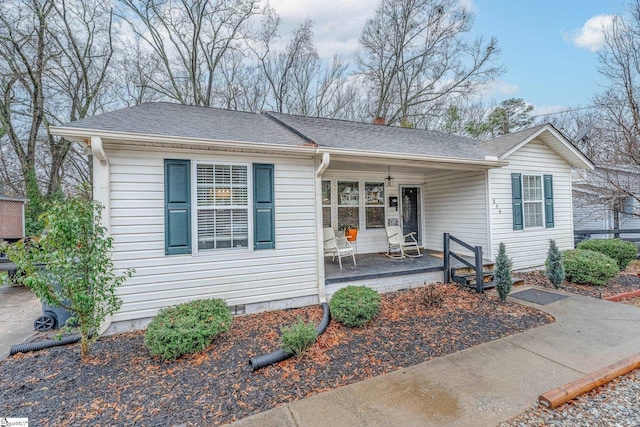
xmin=10 ymin=334 xmax=83 ymax=356
xmin=249 ymin=302 xmax=330 ymax=371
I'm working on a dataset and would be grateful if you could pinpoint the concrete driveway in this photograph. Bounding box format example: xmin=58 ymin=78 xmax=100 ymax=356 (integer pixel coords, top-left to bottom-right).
xmin=0 ymin=284 xmax=40 ymax=360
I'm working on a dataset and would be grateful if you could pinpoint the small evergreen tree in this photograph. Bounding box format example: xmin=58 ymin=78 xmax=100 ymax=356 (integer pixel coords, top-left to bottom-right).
xmin=495 ymin=242 xmax=513 ymax=302
xmin=545 ymin=239 xmax=565 ymax=289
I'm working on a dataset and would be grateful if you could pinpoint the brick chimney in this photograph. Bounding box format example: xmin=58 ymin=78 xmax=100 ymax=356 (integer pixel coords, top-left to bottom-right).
xmin=373 ymin=117 xmax=386 ymax=125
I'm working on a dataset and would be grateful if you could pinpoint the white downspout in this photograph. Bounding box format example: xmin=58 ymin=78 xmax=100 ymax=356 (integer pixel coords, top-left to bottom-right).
xmin=315 ymin=152 xmax=330 ymax=303
xmin=91 ymin=137 xmax=113 ymax=334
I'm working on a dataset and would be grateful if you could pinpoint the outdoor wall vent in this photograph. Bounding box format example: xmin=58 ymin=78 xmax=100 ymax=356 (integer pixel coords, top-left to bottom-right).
xmin=230 ymin=305 xmax=246 ymax=315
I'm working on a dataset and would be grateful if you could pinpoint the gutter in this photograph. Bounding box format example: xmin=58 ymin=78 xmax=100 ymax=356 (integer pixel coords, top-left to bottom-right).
xmin=314 ymin=152 xmax=330 ymax=303
xmin=318 ymin=147 xmax=508 ymax=168
xmin=50 ymin=126 xmax=319 ymax=156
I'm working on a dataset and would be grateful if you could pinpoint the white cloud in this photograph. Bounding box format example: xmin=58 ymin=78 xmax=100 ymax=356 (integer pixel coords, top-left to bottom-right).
xmin=565 ymin=14 xmax=615 ymax=52
xmin=531 ymin=104 xmax=566 ymax=117
xmin=476 ymin=80 xmax=519 ymax=99
xmin=266 ymin=0 xmax=373 ymax=58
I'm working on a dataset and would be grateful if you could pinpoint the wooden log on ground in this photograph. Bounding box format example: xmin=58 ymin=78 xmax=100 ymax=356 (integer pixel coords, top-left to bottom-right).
xmin=538 ymin=353 xmax=640 ymax=409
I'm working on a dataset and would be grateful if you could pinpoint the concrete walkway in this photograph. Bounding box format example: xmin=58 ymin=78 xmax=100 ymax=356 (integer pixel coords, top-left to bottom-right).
xmin=230 ymin=286 xmax=640 ymax=427
xmin=0 ymin=284 xmax=40 ymax=360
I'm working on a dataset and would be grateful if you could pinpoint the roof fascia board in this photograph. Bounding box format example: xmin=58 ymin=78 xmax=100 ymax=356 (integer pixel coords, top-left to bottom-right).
xmin=49 ymin=126 xmax=318 ymax=156
xmin=499 ymin=125 xmax=594 ymax=170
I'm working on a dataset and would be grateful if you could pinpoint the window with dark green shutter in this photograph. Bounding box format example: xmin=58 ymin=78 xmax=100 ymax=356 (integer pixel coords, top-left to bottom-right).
xmin=165 ymin=159 xmax=191 ymax=255
xmin=544 ymin=174 xmax=554 ymax=228
xmin=511 ymin=173 xmax=523 ymax=230
xmin=253 ymin=163 xmax=275 ymax=250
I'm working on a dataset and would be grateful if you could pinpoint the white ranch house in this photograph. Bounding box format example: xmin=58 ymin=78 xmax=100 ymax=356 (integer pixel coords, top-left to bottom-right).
xmin=51 ymin=103 xmax=594 ymax=334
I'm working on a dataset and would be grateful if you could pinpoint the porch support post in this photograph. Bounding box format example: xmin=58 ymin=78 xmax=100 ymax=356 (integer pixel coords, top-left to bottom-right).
xmin=315 ymin=152 xmax=330 ymax=302
xmin=475 ymin=245 xmax=483 ymax=293
xmin=443 ymin=233 xmax=450 ymax=283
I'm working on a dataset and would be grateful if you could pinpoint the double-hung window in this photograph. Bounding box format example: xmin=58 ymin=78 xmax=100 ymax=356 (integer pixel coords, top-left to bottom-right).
xmin=337 ymin=181 xmax=360 ymax=229
xmin=364 ymin=182 xmax=385 ymax=228
xmin=196 ymin=163 xmax=249 ymax=250
xmin=522 ymin=175 xmax=543 ymax=228
xmin=322 ymin=180 xmax=332 ymax=228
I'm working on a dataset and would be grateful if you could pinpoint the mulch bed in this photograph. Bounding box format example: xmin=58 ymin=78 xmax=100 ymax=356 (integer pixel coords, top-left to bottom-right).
xmin=517 ymin=271 xmax=640 ymax=299
xmin=0 ymin=284 xmax=553 ymax=426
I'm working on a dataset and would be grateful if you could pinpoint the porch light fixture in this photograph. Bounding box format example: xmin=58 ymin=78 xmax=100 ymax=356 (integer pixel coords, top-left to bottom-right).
xmin=386 ymin=166 xmax=395 ymax=187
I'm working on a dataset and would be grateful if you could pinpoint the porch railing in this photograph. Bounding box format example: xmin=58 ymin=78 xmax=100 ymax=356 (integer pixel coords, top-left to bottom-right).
xmin=443 ymin=233 xmax=485 ymax=293
xmin=574 ymin=228 xmax=640 ymax=247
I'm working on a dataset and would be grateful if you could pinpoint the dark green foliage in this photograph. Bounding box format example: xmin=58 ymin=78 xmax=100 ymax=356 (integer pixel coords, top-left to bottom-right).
xmin=577 ymin=239 xmax=638 ymax=270
xmin=280 ymin=319 xmax=317 ymax=356
xmin=495 ymin=242 xmax=513 ymax=302
xmin=563 ymin=249 xmax=618 ymax=286
xmin=545 ymin=239 xmax=565 ymax=289
xmin=329 ymin=285 xmax=381 ymax=327
xmin=144 ymin=298 xmax=232 ymax=360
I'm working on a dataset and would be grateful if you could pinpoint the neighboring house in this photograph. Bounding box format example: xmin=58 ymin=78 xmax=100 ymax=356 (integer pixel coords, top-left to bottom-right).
xmin=0 ymin=193 xmax=26 ymax=241
xmin=573 ymin=166 xmax=640 ymax=240
xmin=51 ymin=103 xmax=593 ymax=333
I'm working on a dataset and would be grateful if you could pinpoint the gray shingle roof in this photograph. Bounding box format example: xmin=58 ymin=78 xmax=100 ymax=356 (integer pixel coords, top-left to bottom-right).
xmin=476 ymin=124 xmax=547 ymax=157
xmin=265 ymin=112 xmax=490 ymax=160
xmin=55 ymin=102 xmax=561 ymax=162
xmin=55 ymin=102 xmax=309 ymax=146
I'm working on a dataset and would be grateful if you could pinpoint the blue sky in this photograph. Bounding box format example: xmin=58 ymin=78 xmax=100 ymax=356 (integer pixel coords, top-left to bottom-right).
xmin=268 ymin=0 xmax=627 ymax=116
xmin=471 ymin=0 xmax=626 ymax=115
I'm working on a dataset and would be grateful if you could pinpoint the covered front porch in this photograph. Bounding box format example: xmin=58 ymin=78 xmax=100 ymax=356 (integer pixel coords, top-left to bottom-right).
xmin=325 ymin=250 xmax=447 ymax=285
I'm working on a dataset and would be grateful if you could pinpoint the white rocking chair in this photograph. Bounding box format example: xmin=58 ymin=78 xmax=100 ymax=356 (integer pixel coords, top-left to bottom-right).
xmin=323 ymin=228 xmax=356 ymax=269
xmin=385 ymin=226 xmax=422 ymax=258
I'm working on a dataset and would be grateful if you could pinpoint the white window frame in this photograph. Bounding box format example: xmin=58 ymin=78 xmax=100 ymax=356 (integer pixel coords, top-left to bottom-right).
xmin=192 ymin=160 xmax=253 ymax=254
xmin=522 ymin=174 xmax=545 ymax=229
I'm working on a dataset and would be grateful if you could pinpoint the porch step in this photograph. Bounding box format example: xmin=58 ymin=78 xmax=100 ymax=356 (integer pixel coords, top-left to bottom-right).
xmin=453 ymin=270 xmax=495 ymax=281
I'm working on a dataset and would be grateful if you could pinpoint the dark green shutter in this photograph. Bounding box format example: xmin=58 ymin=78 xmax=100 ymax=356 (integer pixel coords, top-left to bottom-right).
xmin=512 ymin=173 xmax=523 ymax=231
xmin=544 ymin=174 xmax=554 ymax=228
xmin=253 ymin=163 xmax=275 ymax=250
xmin=164 ymin=159 xmax=191 ymax=255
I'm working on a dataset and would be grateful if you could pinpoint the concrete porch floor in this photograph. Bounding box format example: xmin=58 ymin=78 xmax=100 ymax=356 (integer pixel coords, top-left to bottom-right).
xmin=324 ymin=250 xmax=488 ymax=285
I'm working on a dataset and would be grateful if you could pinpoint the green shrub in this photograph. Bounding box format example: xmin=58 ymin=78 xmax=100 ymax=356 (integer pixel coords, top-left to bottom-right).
xmin=563 ymin=249 xmax=618 ymax=286
xmin=144 ymin=298 xmax=232 ymax=360
xmin=329 ymin=285 xmax=381 ymax=327
xmin=495 ymin=242 xmax=513 ymax=302
xmin=545 ymin=239 xmax=565 ymax=289
xmin=280 ymin=319 xmax=317 ymax=356
xmin=577 ymin=238 xmax=638 ymax=270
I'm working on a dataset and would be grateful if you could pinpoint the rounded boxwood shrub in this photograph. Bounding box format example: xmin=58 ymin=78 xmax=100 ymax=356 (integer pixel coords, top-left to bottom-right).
xmin=280 ymin=319 xmax=317 ymax=356
xmin=329 ymin=285 xmax=381 ymax=327
xmin=563 ymin=249 xmax=618 ymax=286
xmin=577 ymin=238 xmax=638 ymax=270
xmin=144 ymin=298 xmax=232 ymax=360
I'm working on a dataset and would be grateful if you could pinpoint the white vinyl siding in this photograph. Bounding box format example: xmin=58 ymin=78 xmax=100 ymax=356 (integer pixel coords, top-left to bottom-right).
xmin=489 ymin=139 xmax=573 ymax=269
xmin=107 ymin=146 xmax=318 ymax=323
xmin=423 ymin=170 xmax=489 ymax=255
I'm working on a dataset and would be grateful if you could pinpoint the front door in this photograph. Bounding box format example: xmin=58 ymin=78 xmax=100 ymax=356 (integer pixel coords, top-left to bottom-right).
xmin=401 ymin=186 xmax=421 ymax=244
